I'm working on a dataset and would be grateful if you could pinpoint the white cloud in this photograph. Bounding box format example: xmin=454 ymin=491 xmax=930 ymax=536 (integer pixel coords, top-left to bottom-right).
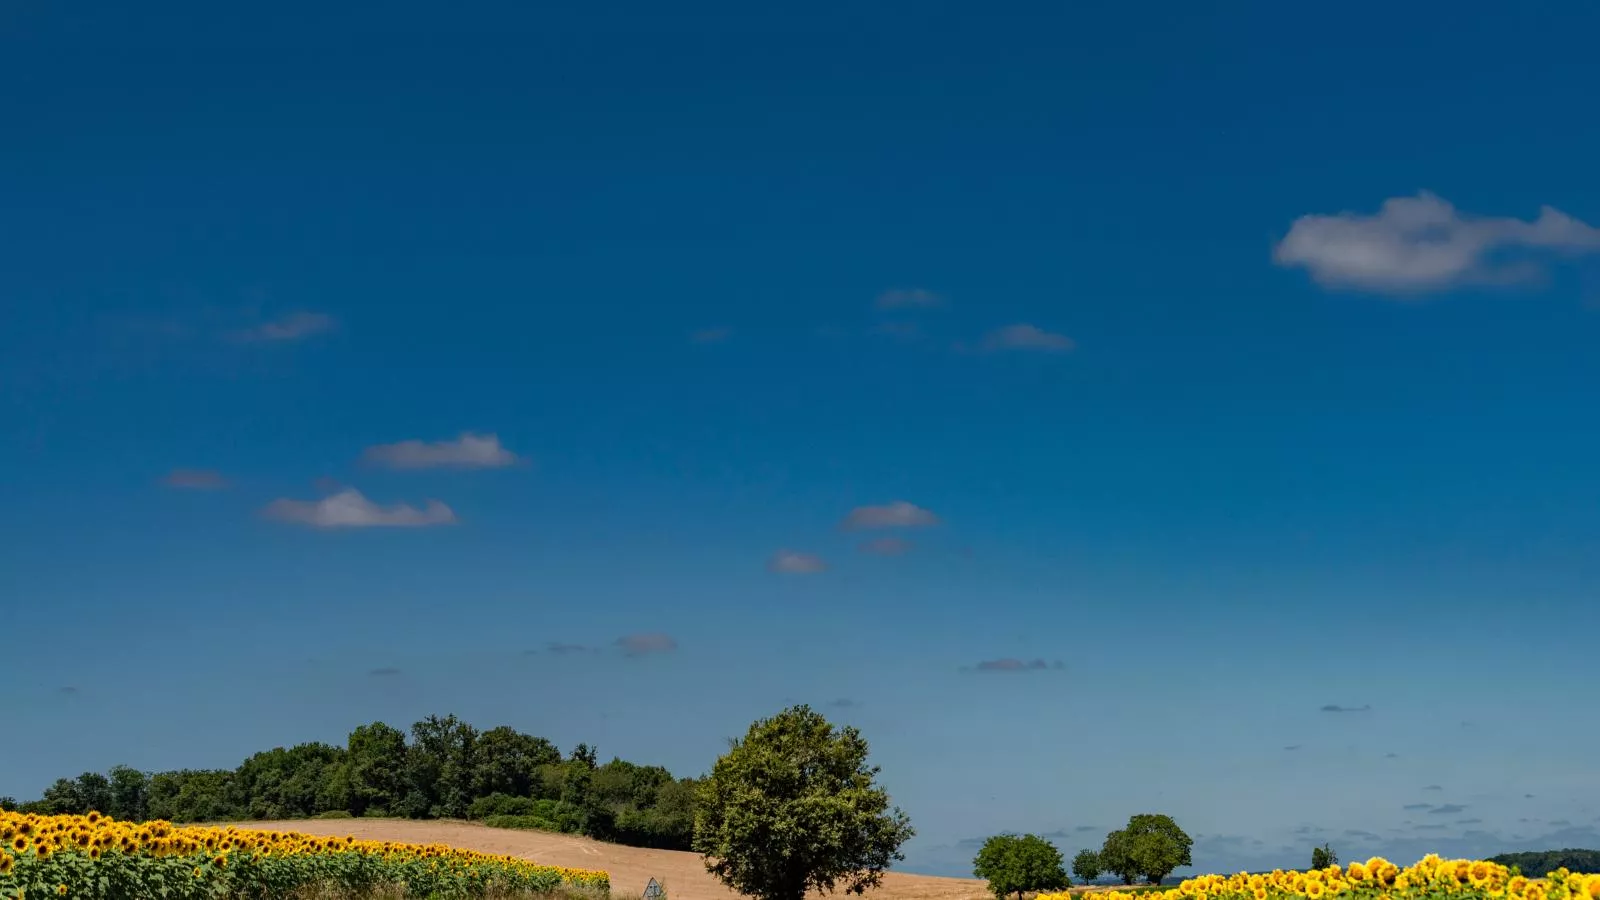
xmin=162 ymin=468 xmax=228 ymax=490
xmin=978 ymin=323 xmax=1075 ymax=353
xmin=840 ymin=500 xmax=940 ymax=530
xmin=233 ymin=311 xmax=338 ymax=342
xmin=876 ymin=288 xmax=944 ymax=309
xmin=1274 ymin=192 xmax=1600 ymax=295
xmin=616 ymin=632 xmax=678 ymax=657
xmin=767 ymin=550 xmax=827 ymax=574
xmin=262 ymin=488 xmax=457 ymax=529
xmin=362 ymin=432 xmax=520 ymax=469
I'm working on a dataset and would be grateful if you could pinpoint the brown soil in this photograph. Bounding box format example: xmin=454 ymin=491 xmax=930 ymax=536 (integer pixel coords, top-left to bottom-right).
xmin=233 ymin=818 xmax=1005 ymax=900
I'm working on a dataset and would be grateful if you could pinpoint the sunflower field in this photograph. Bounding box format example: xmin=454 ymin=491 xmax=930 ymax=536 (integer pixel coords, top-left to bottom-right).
xmin=1038 ymin=854 xmax=1599 ymax=900
xmin=0 ymin=810 xmax=610 ymax=900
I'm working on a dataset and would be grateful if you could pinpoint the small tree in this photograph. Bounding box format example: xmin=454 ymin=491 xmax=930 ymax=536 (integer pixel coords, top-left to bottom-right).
xmin=1312 ymin=844 xmax=1337 ymax=870
xmin=693 ymin=705 xmax=914 ymax=900
xmin=1072 ymin=849 xmax=1102 ymax=884
xmin=973 ymin=834 xmax=1070 ymax=900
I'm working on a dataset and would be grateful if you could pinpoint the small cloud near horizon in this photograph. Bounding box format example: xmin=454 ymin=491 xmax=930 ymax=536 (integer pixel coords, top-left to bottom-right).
xmin=1403 ymin=804 xmax=1434 ymax=811
xmin=261 ymin=488 xmax=457 ymax=529
xmin=690 ymin=326 xmax=733 ymax=344
xmin=230 ymin=311 xmax=337 ymax=342
xmin=369 ymin=667 xmax=402 ymax=677
xmin=1320 ymin=704 xmax=1372 ymax=713
xmin=1423 ymin=784 xmax=1443 ymax=791
xmin=875 ymin=288 xmax=944 ymax=309
xmin=616 ymin=633 xmax=678 ymax=657
xmin=840 ymin=501 xmax=940 ymax=530
xmin=975 ymin=323 xmax=1075 ymax=353
xmin=1428 ymin=804 xmax=1467 ymax=815
xmin=767 ymin=550 xmax=827 ymax=574
xmin=968 ymin=658 xmax=1064 ymax=673
xmin=162 ymin=468 xmax=229 ymax=490
xmin=59 ymin=686 xmax=79 ymax=695
xmin=546 ymin=642 xmax=599 ymax=655
xmin=859 ymin=536 xmax=913 ymax=555
xmin=1273 ymin=192 xmax=1600 ymax=295
xmin=826 ymin=698 xmax=859 ymax=709
xmin=362 ymin=432 xmax=520 ymax=469
xmin=1284 ymin=745 xmax=1302 ymax=751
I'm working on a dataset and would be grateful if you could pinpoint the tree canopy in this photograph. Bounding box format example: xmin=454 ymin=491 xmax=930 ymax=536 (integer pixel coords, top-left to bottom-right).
xmin=1312 ymin=844 xmax=1338 ymax=870
xmin=692 ymin=705 xmax=914 ymax=900
xmin=1098 ymin=814 xmax=1192 ymax=885
xmin=973 ymin=833 xmax=1070 ymax=900
xmin=16 ymin=713 xmax=700 ymax=852
xmin=1071 ymin=849 xmax=1103 ymax=884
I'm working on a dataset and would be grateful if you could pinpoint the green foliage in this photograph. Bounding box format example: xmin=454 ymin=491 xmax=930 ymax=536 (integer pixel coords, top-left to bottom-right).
xmin=1100 ymin=830 xmax=1140 ymax=885
xmin=1072 ymin=849 xmax=1103 ymax=883
xmin=21 ymin=713 xmax=700 ymax=852
xmin=1312 ymin=844 xmax=1337 ymax=870
xmin=693 ymin=704 xmax=915 ymax=900
xmin=317 ymin=808 xmax=355 ymax=818
xmin=1098 ymin=815 xmax=1191 ymax=886
xmin=1486 ymin=849 xmax=1600 ymax=876
xmin=972 ymin=833 xmax=1070 ymax=900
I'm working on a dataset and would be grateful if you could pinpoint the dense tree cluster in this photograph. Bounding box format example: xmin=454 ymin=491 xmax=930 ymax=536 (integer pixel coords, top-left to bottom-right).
xmin=1487 ymin=850 xmax=1600 ymax=876
xmin=9 ymin=714 xmax=701 ymax=851
xmin=1034 ymin=814 xmax=1193 ymax=888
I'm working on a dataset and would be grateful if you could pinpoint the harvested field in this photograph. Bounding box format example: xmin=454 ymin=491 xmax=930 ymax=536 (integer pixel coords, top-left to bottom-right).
xmin=235 ymin=818 xmax=997 ymax=900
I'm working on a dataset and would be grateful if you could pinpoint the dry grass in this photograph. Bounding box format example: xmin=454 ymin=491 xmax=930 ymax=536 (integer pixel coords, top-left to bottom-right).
xmin=231 ymin=819 xmax=1000 ymax=900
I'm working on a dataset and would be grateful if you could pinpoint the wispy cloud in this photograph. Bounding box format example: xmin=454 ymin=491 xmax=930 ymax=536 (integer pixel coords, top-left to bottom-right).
xmin=262 ymin=488 xmax=457 ymax=529
xmin=1384 ymin=753 xmax=1400 ymax=759
xmin=875 ymin=288 xmax=944 ymax=309
xmin=1284 ymin=745 xmax=1302 ymax=751
xmin=1273 ymin=192 xmax=1600 ymax=295
xmin=1319 ymin=704 xmax=1371 ymax=713
xmin=858 ymin=536 xmax=912 ymax=555
xmin=362 ymin=432 xmax=520 ymax=470
xmin=59 ymin=686 xmax=79 ymax=696
xmin=1423 ymin=784 xmax=1443 ymax=791
xmin=1428 ymin=804 xmax=1468 ymax=815
xmin=231 ymin=311 xmax=338 ymax=342
xmin=690 ymin=326 xmax=733 ymax=344
xmin=369 ymin=667 xmax=403 ymax=677
xmin=546 ymin=642 xmax=599 ymax=655
xmin=767 ymin=550 xmax=827 ymax=574
xmin=969 ymin=658 xmax=1065 ymax=673
xmin=616 ymin=632 xmax=678 ymax=657
xmin=162 ymin=468 xmax=228 ymax=490
xmin=1403 ymin=804 xmax=1433 ymax=811
xmin=839 ymin=501 xmax=940 ymax=530
xmin=827 ymin=698 xmax=859 ymax=709
xmin=977 ymin=323 xmax=1075 ymax=353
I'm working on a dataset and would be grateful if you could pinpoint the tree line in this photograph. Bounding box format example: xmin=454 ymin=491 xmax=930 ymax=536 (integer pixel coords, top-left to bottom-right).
xmin=1486 ymin=850 xmax=1600 ymax=876
xmin=0 ymin=713 xmax=701 ymax=851
xmin=973 ymin=813 xmax=1195 ymax=899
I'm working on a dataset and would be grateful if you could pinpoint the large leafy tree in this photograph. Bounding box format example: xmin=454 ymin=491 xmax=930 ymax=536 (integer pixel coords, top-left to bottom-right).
xmin=693 ymin=705 xmax=914 ymax=900
xmin=973 ymin=833 xmax=1070 ymax=900
xmin=1119 ymin=814 xmax=1193 ymax=885
xmin=346 ymin=722 xmax=409 ymax=817
xmin=1099 ymin=830 xmax=1140 ymax=885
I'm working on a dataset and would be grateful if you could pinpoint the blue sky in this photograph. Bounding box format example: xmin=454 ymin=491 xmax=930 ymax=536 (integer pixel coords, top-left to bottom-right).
xmin=4 ymin=0 xmax=1600 ymax=879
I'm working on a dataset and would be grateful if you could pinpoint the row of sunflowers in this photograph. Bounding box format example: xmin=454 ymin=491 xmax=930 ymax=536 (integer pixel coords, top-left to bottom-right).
xmin=0 ymin=810 xmax=610 ymax=899
xmin=1039 ymin=854 xmax=1598 ymax=900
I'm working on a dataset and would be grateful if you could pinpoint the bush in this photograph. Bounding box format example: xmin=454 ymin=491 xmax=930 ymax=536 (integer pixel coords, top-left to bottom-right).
xmin=317 ymin=809 xmax=354 ymax=819
xmin=469 ymin=793 xmax=541 ymax=819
